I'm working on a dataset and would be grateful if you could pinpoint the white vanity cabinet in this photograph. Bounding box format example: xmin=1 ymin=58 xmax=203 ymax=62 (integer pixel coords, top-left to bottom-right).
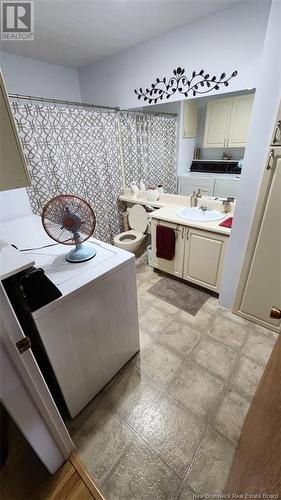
xmin=178 ymin=175 xmax=214 ymax=196
xmin=183 ymin=228 xmax=228 ymax=291
xmin=151 ymin=219 xmax=228 ymax=292
xmin=150 ymin=219 xmax=185 ymax=278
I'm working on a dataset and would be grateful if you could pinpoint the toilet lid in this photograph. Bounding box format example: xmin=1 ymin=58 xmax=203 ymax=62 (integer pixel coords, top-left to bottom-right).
xmin=128 ymin=204 xmax=147 ymax=233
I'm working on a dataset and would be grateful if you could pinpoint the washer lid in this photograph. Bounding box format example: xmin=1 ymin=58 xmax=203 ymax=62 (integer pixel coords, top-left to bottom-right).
xmin=128 ymin=204 xmax=147 ymax=233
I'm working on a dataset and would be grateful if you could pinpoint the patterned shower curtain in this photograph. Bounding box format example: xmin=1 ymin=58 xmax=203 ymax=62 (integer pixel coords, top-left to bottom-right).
xmin=11 ymin=102 xmax=123 ymax=243
xmin=119 ymin=112 xmax=177 ymax=193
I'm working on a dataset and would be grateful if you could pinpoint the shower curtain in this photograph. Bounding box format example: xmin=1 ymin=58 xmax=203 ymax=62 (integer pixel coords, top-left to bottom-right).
xmin=11 ymin=102 xmax=123 ymax=243
xmin=11 ymin=103 xmax=177 ymax=243
xmin=119 ymin=112 xmax=177 ymax=193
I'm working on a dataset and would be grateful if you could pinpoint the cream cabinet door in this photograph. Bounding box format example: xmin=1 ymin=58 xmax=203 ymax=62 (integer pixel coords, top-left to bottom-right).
xmin=203 ymin=98 xmax=232 ymax=148
xmin=0 ymin=71 xmax=31 ymax=191
xmin=239 ymin=152 xmax=281 ymax=333
xmin=178 ymin=176 xmax=214 ymax=196
xmin=183 ymin=228 xmax=228 ymax=292
xmin=228 ymin=94 xmax=254 ymax=147
xmin=183 ymin=100 xmax=198 ymax=138
xmin=150 ymin=219 xmax=185 ymax=278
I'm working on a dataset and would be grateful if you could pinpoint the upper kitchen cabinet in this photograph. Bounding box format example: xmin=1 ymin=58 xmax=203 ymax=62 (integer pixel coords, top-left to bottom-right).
xmin=203 ymin=94 xmax=254 ymax=148
xmin=203 ymin=97 xmax=233 ymax=148
xmin=227 ymin=94 xmax=254 ymax=147
xmin=182 ymin=100 xmax=198 ymax=138
xmin=0 ymin=71 xmax=31 ymax=191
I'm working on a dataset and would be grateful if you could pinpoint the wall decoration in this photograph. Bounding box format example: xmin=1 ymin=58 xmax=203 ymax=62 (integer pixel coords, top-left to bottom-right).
xmin=134 ymin=67 xmax=238 ymax=104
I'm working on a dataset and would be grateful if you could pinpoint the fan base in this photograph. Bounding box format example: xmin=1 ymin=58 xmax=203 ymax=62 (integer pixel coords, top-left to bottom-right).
xmin=66 ymin=243 xmax=96 ymax=263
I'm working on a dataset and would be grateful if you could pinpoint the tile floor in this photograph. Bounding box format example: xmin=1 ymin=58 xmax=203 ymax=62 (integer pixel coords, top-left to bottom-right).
xmin=68 ymin=262 xmax=278 ymax=500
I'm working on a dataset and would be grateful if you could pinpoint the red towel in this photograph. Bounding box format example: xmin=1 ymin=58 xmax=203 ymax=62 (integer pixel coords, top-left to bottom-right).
xmin=156 ymin=225 xmax=176 ymax=260
xmin=219 ymin=217 xmax=233 ymax=228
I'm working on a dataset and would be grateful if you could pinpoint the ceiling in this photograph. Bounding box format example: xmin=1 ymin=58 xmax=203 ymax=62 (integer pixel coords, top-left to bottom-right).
xmin=1 ymin=0 xmax=244 ymax=69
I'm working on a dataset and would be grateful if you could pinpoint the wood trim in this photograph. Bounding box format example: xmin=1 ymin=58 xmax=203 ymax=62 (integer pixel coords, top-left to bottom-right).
xmin=225 ymin=335 xmax=281 ymax=494
xmin=69 ymin=453 xmax=105 ymax=500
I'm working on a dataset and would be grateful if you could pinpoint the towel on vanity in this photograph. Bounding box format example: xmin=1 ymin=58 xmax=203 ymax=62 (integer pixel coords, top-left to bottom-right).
xmin=219 ymin=217 xmax=233 ymax=228
xmin=156 ymin=225 xmax=176 ymax=260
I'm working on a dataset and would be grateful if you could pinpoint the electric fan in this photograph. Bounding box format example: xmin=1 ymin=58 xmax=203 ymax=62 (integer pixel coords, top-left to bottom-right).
xmin=42 ymin=195 xmax=96 ymax=263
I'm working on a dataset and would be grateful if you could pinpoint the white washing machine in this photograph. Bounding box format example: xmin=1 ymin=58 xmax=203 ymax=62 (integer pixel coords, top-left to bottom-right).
xmin=0 ymin=215 xmax=140 ymax=418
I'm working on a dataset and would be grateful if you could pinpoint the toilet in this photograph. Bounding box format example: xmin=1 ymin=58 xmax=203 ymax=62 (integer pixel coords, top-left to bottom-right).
xmin=114 ymin=204 xmax=148 ymax=253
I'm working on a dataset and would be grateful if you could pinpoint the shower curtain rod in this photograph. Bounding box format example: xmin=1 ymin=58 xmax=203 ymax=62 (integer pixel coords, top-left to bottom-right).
xmin=121 ymin=109 xmax=177 ymax=117
xmin=8 ymin=93 xmax=177 ymax=117
xmin=8 ymin=93 xmax=120 ymax=111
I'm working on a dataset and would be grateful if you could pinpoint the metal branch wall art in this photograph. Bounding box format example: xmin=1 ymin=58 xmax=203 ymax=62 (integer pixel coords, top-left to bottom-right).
xmin=134 ymin=67 xmax=238 ymax=104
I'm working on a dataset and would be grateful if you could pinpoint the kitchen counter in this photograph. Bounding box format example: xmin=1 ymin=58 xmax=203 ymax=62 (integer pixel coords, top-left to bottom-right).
xmin=150 ymin=205 xmax=232 ymax=236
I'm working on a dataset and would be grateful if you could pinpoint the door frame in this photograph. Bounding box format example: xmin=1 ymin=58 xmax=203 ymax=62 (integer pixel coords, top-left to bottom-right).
xmin=0 ymin=283 xmax=74 ymax=471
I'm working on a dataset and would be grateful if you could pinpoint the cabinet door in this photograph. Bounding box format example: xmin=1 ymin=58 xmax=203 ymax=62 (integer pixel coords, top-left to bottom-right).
xmin=178 ymin=176 xmax=215 ymax=196
xmin=183 ymin=100 xmax=198 ymax=138
xmin=0 ymin=71 xmax=31 ymax=191
xmin=203 ymin=98 xmax=232 ymax=148
xmin=239 ymin=153 xmax=281 ymax=332
xmin=151 ymin=219 xmax=185 ymax=277
xmin=183 ymin=228 xmax=228 ymax=292
xmin=228 ymin=94 xmax=254 ymax=147
xmin=213 ymin=178 xmax=240 ymax=198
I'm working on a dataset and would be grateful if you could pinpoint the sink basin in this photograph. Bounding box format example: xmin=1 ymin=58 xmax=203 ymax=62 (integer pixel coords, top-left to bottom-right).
xmin=176 ymin=207 xmax=225 ymax=222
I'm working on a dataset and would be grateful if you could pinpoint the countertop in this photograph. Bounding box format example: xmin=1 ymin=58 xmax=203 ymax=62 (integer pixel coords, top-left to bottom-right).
xmin=149 ymin=206 xmax=231 ymax=236
xmin=119 ymin=192 xmax=233 ymax=236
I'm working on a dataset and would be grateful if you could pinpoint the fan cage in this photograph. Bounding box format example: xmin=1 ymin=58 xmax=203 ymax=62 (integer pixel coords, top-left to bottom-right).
xmin=42 ymin=195 xmax=96 ymax=245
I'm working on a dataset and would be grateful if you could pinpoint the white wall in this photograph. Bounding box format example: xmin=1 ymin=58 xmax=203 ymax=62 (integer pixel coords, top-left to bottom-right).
xmin=0 ymin=52 xmax=81 ymax=222
xmin=79 ymin=2 xmax=270 ymax=109
xmin=220 ymin=0 xmax=281 ymax=309
xmin=0 ymin=52 xmax=81 ymax=100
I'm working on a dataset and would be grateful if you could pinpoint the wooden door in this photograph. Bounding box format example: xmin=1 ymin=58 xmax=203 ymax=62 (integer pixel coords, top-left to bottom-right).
xmin=239 ymin=150 xmax=281 ymax=333
xmin=203 ymin=98 xmax=232 ymax=148
xmin=183 ymin=228 xmax=228 ymax=292
xmin=150 ymin=219 xmax=185 ymax=278
xmin=228 ymin=94 xmax=254 ymax=147
xmin=225 ymin=334 xmax=281 ymax=495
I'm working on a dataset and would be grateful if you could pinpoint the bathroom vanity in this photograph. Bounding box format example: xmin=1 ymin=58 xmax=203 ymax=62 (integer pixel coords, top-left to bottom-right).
xmin=150 ymin=206 xmax=229 ymax=292
xmin=119 ymin=191 xmax=232 ymax=293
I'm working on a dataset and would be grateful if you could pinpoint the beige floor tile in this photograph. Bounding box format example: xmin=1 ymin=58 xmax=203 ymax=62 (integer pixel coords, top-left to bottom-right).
xmin=184 ymin=427 xmax=235 ymax=494
xmin=249 ymin=321 xmax=280 ymax=341
xmin=207 ymin=316 xmax=249 ymax=350
xmin=177 ymin=484 xmax=195 ymax=500
xmin=171 ymin=361 xmax=224 ymax=418
xmin=105 ymin=366 xmax=164 ymax=430
xmin=139 ymin=304 xmax=174 ymax=338
xmin=102 ymin=435 xmax=181 ymax=500
xmin=241 ymin=330 xmax=276 ymax=366
xmin=219 ymin=308 xmax=250 ymax=327
xmin=136 ymin=263 xmax=157 ymax=281
xmin=231 ymin=355 xmax=264 ymax=399
xmin=135 ymin=394 xmax=205 ymax=478
xmin=214 ymin=390 xmax=250 ymax=444
xmin=139 ymin=327 xmax=153 ymax=349
xmin=176 ymin=308 xmax=216 ymax=333
xmin=157 ymin=322 xmax=201 ymax=356
xmin=72 ymin=403 xmax=133 ymax=485
xmin=140 ymin=341 xmax=184 ymax=388
xmin=192 ymin=336 xmax=237 ymax=380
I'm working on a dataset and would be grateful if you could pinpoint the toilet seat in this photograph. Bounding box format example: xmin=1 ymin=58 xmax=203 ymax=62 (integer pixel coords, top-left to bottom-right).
xmin=114 ymin=229 xmax=144 ymax=245
xmin=114 ymin=204 xmax=147 ymax=253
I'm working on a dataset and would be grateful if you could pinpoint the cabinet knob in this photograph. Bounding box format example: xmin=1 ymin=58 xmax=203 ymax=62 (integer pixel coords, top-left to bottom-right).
xmin=270 ymin=306 xmax=281 ymax=320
